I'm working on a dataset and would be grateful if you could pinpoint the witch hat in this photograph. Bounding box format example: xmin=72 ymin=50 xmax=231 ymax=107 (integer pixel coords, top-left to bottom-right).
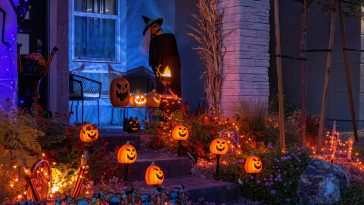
xmin=142 ymin=16 xmax=163 ymax=35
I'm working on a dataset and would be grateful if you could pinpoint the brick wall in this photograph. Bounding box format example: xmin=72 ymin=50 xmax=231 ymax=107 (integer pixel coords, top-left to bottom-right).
xmin=220 ymin=0 xmax=270 ymax=116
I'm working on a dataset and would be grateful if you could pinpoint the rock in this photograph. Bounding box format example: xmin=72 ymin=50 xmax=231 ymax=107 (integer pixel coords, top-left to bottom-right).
xmin=297 ymin=158 xmax=349 ymax=205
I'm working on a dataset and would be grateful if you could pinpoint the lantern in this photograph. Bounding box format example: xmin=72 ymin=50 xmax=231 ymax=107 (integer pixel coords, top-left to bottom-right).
xmin=110 ymin=77 xmax=130 ymax=107
xmin=145 ymin=162 xmax=164 ymax=186
xmin=244 ymin=156 xmax=263 ymax=174
xmin=146 ymin=90 xmax=161 ymax=107
xmin=172 ymin=125 xmax=189 ymax=141
xmin=158 ymin=65 xmax=172 ymax=85
xmin=80 ymin=123 xmax=99 ymax=143
xmin=117 ymin=142 xmax=137 ymax=164
xmin=129 ymin=93 xmax=147 ymax=107
xmin=210 ymin=138 xmax=228 ymax=155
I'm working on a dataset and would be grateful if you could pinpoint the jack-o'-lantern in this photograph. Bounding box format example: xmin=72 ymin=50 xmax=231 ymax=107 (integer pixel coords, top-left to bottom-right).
xmin=129 ymin=93 xmax=147 ymax=107
xmin=117 ymin=141 xmax=137 ymax=164
xmin=80 ymin=123 xmax=99 ymax=143
xmin=210 ymin=138 xmax=228 ymax=155
xmin=146 ymin=90 xmax=161 ymax=107
xmin=110 ymin=77 xmax=130 ymax=107
xmin=244 ymin=156 xmax=262 ymax=174
xmin=145 ymin=162 xmax=164 ymax=186
xmin=172 ymin=125 xmax=189 ymax=140
xmin=123 ymin=117 xmax=140 ymax=133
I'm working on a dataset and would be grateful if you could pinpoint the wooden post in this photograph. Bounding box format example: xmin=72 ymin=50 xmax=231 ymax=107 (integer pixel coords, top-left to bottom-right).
xmin=274 ymin=0 xmax=286 ymax=152
xmin=337 ymin=0 xmax=359 ymax=142
xmin=178 ymin=140 xmax=182 ymax=157
xmin=124 ymin=164 xmax=130 ymax=181
xmin=215 ymin=154 xmax=221 ymax=176
xmin=299 ymin=0 xmax=308 ymax=147
xmin=317 ymin=0 xmax=338 ymax=151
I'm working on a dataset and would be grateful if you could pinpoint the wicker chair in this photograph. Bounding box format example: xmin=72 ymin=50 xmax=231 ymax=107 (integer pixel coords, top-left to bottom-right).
xmin=69 ymin=73 xmax=102 ymax=126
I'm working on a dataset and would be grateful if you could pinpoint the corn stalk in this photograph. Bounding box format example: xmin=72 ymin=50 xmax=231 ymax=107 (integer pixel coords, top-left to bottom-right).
xmin=188 ymin=0 xmax=224 ymax=119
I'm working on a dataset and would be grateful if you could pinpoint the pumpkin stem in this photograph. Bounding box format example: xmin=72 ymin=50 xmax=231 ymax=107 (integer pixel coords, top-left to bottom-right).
xmin=151 ymin=162 xmax=155 ymax=166
xmin=126 ymin=141 xmax=130 ymax=145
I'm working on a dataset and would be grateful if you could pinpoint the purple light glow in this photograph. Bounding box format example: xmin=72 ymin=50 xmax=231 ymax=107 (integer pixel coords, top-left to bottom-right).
xmin=0 ymin=1 xmax=18 ymax=110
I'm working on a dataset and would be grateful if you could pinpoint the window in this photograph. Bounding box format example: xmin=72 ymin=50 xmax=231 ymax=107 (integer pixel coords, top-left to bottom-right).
xmin=72 ymin=0 xmax=120 ymax=62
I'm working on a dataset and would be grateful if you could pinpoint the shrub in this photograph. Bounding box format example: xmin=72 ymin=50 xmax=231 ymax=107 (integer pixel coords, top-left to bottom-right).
xmin=237 ymin=146 xmax=310 ymax=205
xmin=340 ymin=182 xmax=364 ymax=205
xmin=0 ymin=105 xmax=44 ymax=204
xmin=196 ymin=145 xmax=310 ymax=205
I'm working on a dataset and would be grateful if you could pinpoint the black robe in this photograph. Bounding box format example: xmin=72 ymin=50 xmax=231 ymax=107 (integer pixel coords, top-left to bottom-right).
xmin=149 ymin=33 xmax=181 ymax=97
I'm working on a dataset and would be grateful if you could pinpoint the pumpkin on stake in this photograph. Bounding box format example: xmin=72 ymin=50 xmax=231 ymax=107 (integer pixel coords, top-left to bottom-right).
xmin=110 ymin=77 xmax=130 ymax=107
xmin=210 ymin=137 xmax=228 ymax=177
xmin=145 ymin=162 xmax=164 ymax=186
xmin=244 ymin=155 xmax=263 ymax=175
xmin=172 ymin=125 xmax=189 ymax=156
xmin=74 ymin=123 xmax=98 ymax=198
xmin=117 ymin=141 xmax=137 ymax=181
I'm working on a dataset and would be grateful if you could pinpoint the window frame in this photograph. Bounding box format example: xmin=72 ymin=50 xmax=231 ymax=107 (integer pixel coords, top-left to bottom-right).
xmin=70 ymin=0 xmax=121 ymax=63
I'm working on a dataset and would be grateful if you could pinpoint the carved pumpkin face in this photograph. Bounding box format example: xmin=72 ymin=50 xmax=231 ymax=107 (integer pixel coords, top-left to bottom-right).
xmin=146 ymin=90 xmax=161 ymax=107
xmin=129 ymin=93 xmax=147 ymax=107
xmin=210 ymin=138 xmax=228 ymax=155
xmin=110 ymin=78 xmax=130 ymax=107
xmin=172 ymin=125 xmax=189 ymax=140
xmin=123 ymin=117 xmax=140 ymax=133
xmin=145 ymin=163 xmax=164 ymax=185
xmin=117 ymin=142 xmax=137 ymax=164
xmin=244 ymin=156 xmax=262 ymax=174
xmin=80 ymin=124 xmax=99 ymax=143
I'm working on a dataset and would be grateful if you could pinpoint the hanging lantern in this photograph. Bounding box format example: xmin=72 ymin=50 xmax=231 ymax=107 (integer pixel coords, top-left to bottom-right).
xmin=110 ymin=77 xmax=130 ymax=107
xmin=244 ymin=156 xmax=263 ymax=174
xmin=145 ymin=162 xmax=164 ymax=186
xmin=129 ymin=93 xmax=147 ymax=107
xmin=210 ymin=138 xmax=228 ymax=155
xmin=172 ymin=125 xmax=189 ymax=141
xmin=80 ymin=123 xmax=99 ymax=143
xmin=117 ymin=141 xmax=137 ymax=164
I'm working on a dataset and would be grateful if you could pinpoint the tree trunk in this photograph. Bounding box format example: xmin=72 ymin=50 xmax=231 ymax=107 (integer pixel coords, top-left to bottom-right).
xmin=337 ymin=0 xmax=359 ymax=142
xmin=299 ymin=0 xmax=308 ymax=147
xmin=317 ymin=0 xmax=338 ymax=151
xmin=274 ymin=0 xmax=286 ymax=152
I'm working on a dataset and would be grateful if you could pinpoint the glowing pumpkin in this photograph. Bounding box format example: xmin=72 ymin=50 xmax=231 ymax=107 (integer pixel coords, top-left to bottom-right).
xmin=210 ymin=138 xmax=228 ymax=155
xmin=172 ymin=125 xmax=189 ymax=140
xmin=110 ymin=77 xmax=130 ymax=107
xmin=80 ymin=123 xmax=99 ymax=143
xmin=117 ymin=141 xmax=137 ymax=164
xmin=244 ymin=156 xmax=262 ymax=174
xmin=145 ymin=162 xmax=164 ymax=186
xmin=146 ymin=90 xmax=161 ymax=107
xmin=129 ymin=93 xmax=147 ymax=107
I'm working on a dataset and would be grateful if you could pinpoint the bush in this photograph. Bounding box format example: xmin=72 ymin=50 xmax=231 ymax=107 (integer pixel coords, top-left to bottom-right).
xmin=196 ymin=145 xmax=310 ymax=205
xmin=340 ymin=182 xmax=364 ymax=205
